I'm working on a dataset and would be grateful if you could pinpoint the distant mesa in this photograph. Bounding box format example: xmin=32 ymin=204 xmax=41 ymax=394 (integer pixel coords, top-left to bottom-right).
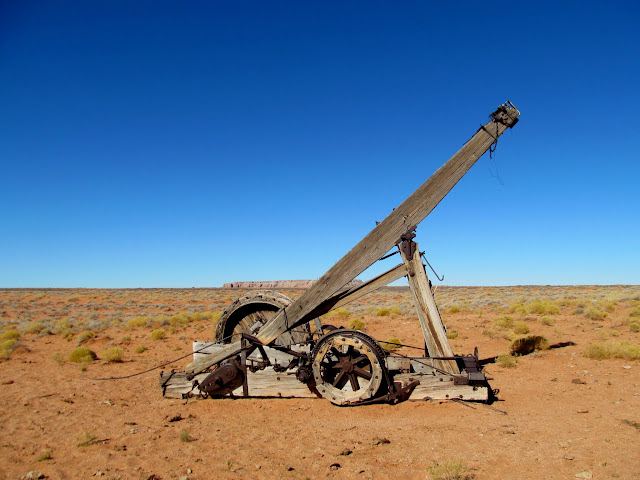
xmin=223 ymin=279 xmax=364 ymax=289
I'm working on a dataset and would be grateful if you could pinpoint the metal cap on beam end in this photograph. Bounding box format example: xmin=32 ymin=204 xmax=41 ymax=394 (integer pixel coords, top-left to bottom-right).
xmin=490 ymin=101 xmax=520 ymax=128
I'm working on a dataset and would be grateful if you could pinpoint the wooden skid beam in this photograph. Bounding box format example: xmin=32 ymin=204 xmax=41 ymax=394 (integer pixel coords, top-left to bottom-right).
xmin=186 ymin=103 xmax=520 ymax=375
xmin=160 ymin=371 xmax=487 ymax=402
xmin=400 ymin=241 xmax=459 ymax=374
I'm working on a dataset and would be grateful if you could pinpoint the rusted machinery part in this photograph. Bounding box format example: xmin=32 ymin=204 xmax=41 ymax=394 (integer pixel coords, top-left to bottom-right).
xmin=311 ymin=329 xmax=386 ymax=406
xmin=199 ymin=360 xmax=244 ymax=396
xmin=215 ymin=291 xmax=312 ymax=346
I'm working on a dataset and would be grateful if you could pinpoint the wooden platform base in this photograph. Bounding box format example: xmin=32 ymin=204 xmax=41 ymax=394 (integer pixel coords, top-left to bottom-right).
xmin=159 ymin=342 xmax=489 ymax=403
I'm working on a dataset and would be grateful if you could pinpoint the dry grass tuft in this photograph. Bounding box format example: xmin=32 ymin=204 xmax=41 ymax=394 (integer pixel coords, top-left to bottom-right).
xmin=68 ymin=346 xmax=97 ymax=363
xmin=585 ymin=308 xmax=608 ymax=321
xmin=539 ymin=316 xmax=555 ymax=326
xmin=77 ymin=431 xmax=97 ymax=447
xmin=496 ymin=353 xmax=517 ymax=368
xmin=101 ymin=347 xmax=124 ymax=363
xmin=380 ymin=337 xmax=401 ymax=352
xmin=0 ymin=339 xmax=19 ymax=359
xmin=426 ymin=459 xmax=475 ymax=480
xmin=493 ymin=316 xmax=514 ymax=330
xmin=513 ymin=322 xmax=530 ymax=334
xmin=583 ymin=341 xmax=640 ymax=360
xmin=331 ymin=308 xmax=351 ymax=318
xmin=0 ymin=330 xmax=20 ymax=341
xmin=348 ymin=318 xmax=365 ymax=330
xmin=446 ymin=330 xmax=459 ymax=339
xmin=150 ymin=329 xmax=166 ymax=341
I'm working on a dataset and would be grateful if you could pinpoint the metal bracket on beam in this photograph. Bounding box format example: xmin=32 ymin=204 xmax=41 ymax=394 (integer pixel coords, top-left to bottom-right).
xmin=399 ymin=230 xmax=417 ymax=261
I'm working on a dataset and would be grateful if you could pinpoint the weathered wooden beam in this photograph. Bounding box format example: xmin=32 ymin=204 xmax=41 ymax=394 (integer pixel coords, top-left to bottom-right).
xmin=400 ymin=240 xmax=459 ymax=374
xmin=302 ymin=262 xmax=408 ymax=320
xmin=185 ymin=103 xmax=520 ymax=375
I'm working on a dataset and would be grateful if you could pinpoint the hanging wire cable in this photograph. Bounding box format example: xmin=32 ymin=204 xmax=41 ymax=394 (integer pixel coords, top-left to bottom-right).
xmin=421 ymin=252 xmax=444 ymax=282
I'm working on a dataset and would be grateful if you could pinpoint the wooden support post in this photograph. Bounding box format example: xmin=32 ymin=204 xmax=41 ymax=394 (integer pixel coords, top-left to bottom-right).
xmin=400 ymin=240 xmax=459 ymax=375
xmin=241 ymin=337 xmax=249 ymax=397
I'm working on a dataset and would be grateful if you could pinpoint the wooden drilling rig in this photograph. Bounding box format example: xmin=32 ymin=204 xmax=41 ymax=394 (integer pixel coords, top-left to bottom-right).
xmin=160 ymin=101 xmax=520 ymax=405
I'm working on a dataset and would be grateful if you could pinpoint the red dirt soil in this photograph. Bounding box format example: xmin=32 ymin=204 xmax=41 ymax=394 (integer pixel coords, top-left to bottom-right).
xmin=1 ymin=286 xmax=639 ymax=479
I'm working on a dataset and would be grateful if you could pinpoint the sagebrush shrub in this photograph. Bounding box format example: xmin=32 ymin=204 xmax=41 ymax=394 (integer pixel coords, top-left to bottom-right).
xmin=150 ymin=329 xmax=166 ymax=340
xmin=513 ymin=322 xmax=530 ymax=334
xmin=496 ymin=353 xmax=517 ymax=368
xmin=348 ymin=318 xmax=365 ymax=330
xmin=380 ymin=337 xmax=401 ymax=352
xmin=101 ymin=347 xmax=124 ymax=363
xmin=493 ymin=316 xmax=514 ymax=330
xmin=68 ymin=346 xmax=97 ymax=363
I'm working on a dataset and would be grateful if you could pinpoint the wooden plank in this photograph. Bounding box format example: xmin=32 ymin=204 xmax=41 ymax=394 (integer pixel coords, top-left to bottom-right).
xmin=160 ymin=368 xmax=318 ymax=399
xmin=236 ymin=367 xmax=318 ymax=398
xmin=162 ymin=369 xmax=487 ymax=402
xmin=159 ymin=371 xmax=208 ymax=399
xmin=400 ymin=241 xmax=459 ymax=374
xmin=394 ymin=373 xmax=489 ymax=402
xmin=185 ymin=104 xmax=520 ymax=375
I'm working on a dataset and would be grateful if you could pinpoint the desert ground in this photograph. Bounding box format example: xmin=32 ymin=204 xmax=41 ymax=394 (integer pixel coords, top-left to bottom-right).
xmin=1 ymin=285 xmax=639 ymax=480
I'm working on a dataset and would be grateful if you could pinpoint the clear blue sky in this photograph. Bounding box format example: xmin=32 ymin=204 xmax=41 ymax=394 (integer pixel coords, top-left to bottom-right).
xmin=2 ymin=1 xmax=639 ymax=287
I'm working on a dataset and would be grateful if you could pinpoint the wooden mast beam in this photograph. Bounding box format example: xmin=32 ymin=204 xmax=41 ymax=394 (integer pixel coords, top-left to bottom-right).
xmin=186 ymin=102 xmax=520 ymax=375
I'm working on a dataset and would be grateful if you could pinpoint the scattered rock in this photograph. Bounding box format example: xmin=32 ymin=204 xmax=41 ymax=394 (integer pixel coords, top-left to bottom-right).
xmin=622 ymin=419 xmax=640 ymax=430
xmin=572 ymin=378 xmax=587 ymax=385
xmin=286 ymin=466 xmax=295 ymax=471
xmin=147 ymin=475 xmax=162 ymax=480
xmin=114 ymin=444 xmax=127 ymax=451
xmin=168 ymin=414 xmax=183 ymax=422
xmin=340 ymin=448 xmax=353 ymax=456
xmin=372 ymin=437 xmax=390 ymax=445
xmin=329 ymin=463 xmax=341 ymax=471
xmin=623 ymin=366 xmax=631 ymax=369
xmin=21 ymin=472 xmax=46 ymax=480
xmin=558 ymin=441 xmax=572 ymax=448
xmin=577 ymin=410 xmax=589 ymax=414
xmin=575 ymin=470 xmax=592 ymax=479
xmin=563 ymin=456 xmax=574 ymax=460
xmin=2 ymin=380 xmax=14 ymax=385
xmin=186 ymin=469 xmax=192 ymax=474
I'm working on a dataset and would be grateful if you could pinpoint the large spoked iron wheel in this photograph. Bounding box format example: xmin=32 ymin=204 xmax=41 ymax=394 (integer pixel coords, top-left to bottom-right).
xmin=215 ymin=291 xmax=312 ymax=346
xmin=311 ymin=330 xmax=386 ymax=406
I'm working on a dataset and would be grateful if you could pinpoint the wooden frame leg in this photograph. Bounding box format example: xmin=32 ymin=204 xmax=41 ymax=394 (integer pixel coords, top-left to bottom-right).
xmin=400 ymin=239 xmax=459 ymax=375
